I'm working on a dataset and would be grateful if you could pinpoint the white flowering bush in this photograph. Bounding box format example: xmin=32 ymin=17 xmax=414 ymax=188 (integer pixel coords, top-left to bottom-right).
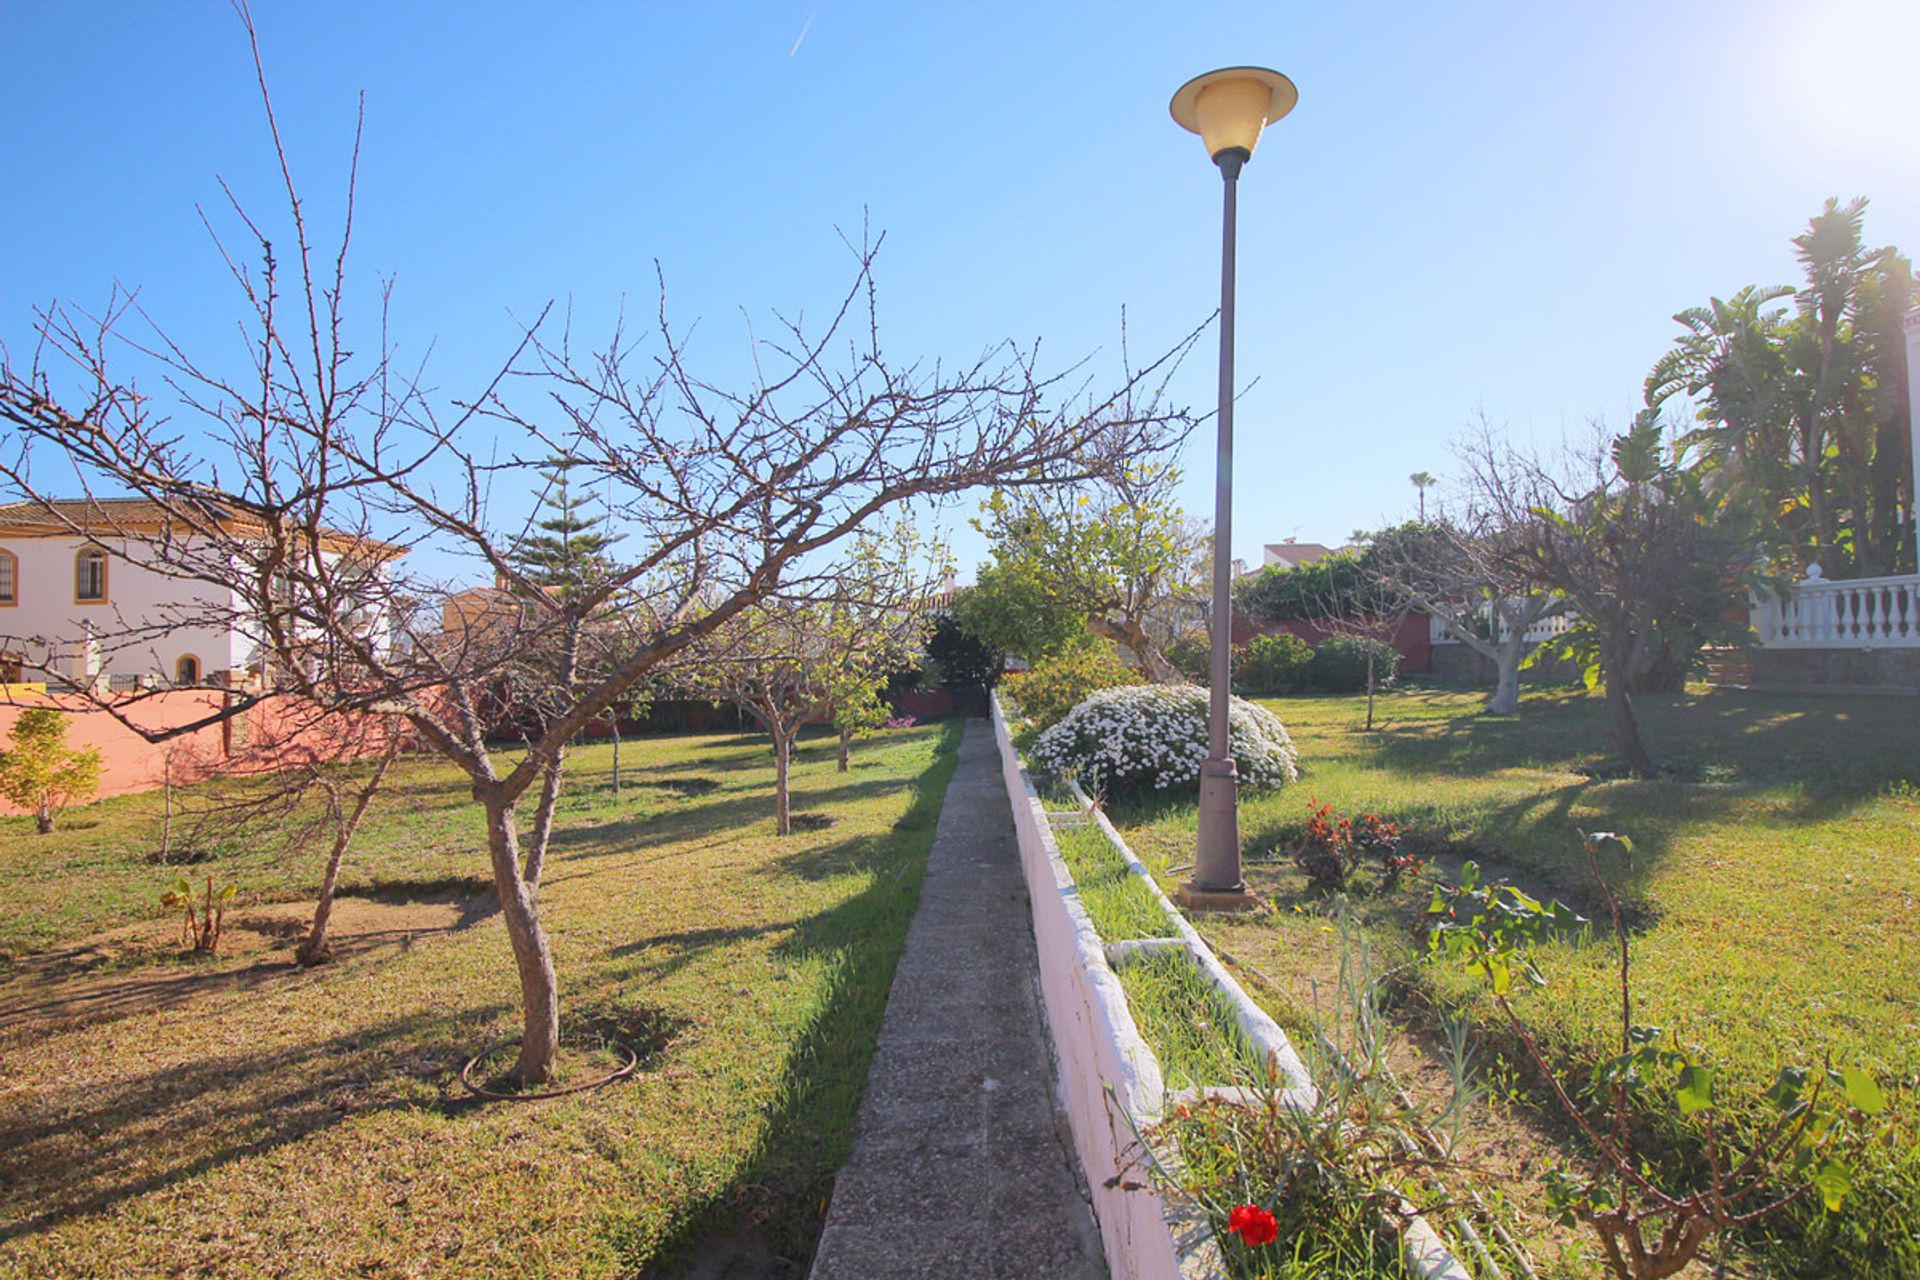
xmin=1031 ymin=684 xmax=1299 ymax=795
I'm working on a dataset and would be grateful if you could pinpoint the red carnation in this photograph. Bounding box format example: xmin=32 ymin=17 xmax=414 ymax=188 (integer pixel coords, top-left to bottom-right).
xmin=1227 ymin=1203 xmax=1278 ymax=1248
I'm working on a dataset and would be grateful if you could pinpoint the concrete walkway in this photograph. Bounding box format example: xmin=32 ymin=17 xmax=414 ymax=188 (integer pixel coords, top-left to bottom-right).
xmin=809 ymin=719 xmax=1106 ymax=1280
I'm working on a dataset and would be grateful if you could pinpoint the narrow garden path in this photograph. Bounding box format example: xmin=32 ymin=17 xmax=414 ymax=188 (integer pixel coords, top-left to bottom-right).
xmin=809 ymin=719 xmax=1106 ymax=1280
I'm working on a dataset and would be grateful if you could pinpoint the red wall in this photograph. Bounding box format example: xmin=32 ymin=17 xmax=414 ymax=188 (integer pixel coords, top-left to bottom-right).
xmin=1227 ymin=611 xmax=1433 ymax=674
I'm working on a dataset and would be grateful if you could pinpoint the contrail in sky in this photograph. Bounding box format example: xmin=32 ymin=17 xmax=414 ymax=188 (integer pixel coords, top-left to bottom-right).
xmin=789 ymin=6 xmax=818 ymax=57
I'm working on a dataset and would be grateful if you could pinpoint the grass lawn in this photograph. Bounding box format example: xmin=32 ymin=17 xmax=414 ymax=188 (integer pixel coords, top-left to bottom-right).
xmin=1106 ymin=685 xmax=1920 ymax=1279
xmin=0 ymin=719 xmax=961 ymax=1280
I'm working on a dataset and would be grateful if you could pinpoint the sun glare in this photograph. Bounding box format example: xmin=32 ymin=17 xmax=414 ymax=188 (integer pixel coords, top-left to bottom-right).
xmin=1779 ymin=0 xmax=1920 ymax=159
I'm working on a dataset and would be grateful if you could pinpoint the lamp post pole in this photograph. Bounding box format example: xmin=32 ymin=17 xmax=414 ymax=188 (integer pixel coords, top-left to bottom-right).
xmin=1169 ymin=66 xmax=1295 ymax=909
xmin=1192 ymin=147 xmax=1246 ymax=895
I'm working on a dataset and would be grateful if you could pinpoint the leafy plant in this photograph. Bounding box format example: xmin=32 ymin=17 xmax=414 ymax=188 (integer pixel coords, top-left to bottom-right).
xmin=1001 ymin=641 xmax=1144 ymax=734
xmin=1427 ymin=834 xmax=1888 ymax=1280
xmin=1144 ymin=900 xmax=1486 ymax=1277
xmin=161 ymin=873 xmax=238 ymax=953
xmin=1306 ymin=635 xmax=1401 ymax=695
xmin=0 ymin=707 xmax=104 ymax=834
xmin=1292 ymin=800 xmax=1361 ymax=888
xmin=1289 ymin=802 xmax=1423 ymax=890
xmin=1353 ymin=811 xmax=1425 ymax=887
xmin=1236 ymin=631 xmax=1316 ymax=695
xmin=1165 ymin=629 xmax=1212 ymax=684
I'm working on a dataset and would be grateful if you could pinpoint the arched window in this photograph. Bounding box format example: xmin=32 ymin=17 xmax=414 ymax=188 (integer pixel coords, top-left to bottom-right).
xmin=175 ymin=654 xmax=201 ymax=685
xmin=0 ymin=548 xmax=16 ymax=605
xmin=75 ymin=547 xmax=108 ymax=603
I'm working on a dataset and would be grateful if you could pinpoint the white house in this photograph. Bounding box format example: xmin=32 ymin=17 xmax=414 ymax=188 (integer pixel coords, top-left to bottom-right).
xmin=0 ymin=498 xmax=403 ymax=689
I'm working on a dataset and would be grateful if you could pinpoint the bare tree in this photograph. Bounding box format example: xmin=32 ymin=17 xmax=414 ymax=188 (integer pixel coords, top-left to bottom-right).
xmin=687 ymin=522 xmax=941 ymax=832
xmin=1459 ymin=415 xmax=1757 ymax=777
xmin=1369 ymin=507 xmax=1569 ymax=716
xmin=0 ymin=8 xmax=1197 ymax=1081
xmin=179 ymin=709 xmax=405 ymax=965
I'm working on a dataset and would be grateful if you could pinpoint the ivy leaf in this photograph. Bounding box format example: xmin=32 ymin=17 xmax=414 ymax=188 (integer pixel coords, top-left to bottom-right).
xmin=1674 ymin=1063 xmax=1715 ymax=1115
xmin=1812 ymin=1159 xmax=1852 ymax=1212
xmin=1834 ymin=1067 xmax=1887 ymax=1116
xmin=1766 ymin=1066 xmax=1809 ymax=1112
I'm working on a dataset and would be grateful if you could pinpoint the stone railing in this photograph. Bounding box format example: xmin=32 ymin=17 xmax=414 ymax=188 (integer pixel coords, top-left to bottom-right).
xmin=1428 ymin=602 xmax=1571 ymax=646
xmin=1754 ymin=572 xmax=1920 ymax=649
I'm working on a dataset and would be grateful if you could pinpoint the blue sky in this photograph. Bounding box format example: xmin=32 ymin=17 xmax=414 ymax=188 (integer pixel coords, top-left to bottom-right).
xmin=4 ymin=1 xmax=1917 ymax=582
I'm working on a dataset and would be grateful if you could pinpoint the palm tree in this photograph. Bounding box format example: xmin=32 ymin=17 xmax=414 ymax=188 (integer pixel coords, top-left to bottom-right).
xmin=1409 ymin=471 xmax=1436 ymax=522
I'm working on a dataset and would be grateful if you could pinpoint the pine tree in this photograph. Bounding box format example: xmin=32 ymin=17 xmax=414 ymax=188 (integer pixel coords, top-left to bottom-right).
xmin=509 ymin=458 xmax=623 ymax=596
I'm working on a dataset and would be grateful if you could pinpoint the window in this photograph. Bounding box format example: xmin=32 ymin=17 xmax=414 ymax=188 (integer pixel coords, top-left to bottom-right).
xmin=75 ymin=547 xmax=107 ymax=603
xmin=176 ymin=654 xmax=201 ymax=685
xmin=0 ymin=549 xmax=15 ymax=605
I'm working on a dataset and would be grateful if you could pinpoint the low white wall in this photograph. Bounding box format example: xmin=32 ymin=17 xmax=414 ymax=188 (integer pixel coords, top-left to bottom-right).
xmin=990 ymin=696 xmax=1216 ymax=1280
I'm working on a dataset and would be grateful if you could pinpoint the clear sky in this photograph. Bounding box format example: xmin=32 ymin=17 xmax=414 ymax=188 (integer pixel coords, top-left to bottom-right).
xmin=4 ymin=1 xmax=1917 ymax=582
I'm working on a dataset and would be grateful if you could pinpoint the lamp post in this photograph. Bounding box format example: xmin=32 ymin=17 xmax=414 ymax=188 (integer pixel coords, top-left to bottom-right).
xmin=1169 ymin=66 xmax=1297 ymax=909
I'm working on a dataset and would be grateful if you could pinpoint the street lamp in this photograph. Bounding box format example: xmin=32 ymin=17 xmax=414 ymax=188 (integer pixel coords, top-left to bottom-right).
xmin=1169 ymin=66 xmax=1297 ymax=909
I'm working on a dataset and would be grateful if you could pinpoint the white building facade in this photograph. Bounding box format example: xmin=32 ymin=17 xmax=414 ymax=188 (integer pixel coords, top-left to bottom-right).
xmin=0 ymin=500 xmax=400 ymax=689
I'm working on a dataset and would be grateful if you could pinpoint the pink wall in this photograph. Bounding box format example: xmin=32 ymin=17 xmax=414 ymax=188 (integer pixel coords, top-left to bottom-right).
xmin=0 ymin=689 xmax=392 ymax=814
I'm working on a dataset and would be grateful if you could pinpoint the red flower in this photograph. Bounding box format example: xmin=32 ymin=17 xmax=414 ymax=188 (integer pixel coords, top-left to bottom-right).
xmin=1227 ymin=1203 xmax=1279 ymax=1248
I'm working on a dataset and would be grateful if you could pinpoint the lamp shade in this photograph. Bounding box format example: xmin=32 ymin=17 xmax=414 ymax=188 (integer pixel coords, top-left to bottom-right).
xmin=1170 ymin=66 xmax=1298 ymax=161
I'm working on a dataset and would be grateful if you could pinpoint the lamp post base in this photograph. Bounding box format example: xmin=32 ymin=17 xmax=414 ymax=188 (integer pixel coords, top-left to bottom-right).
xmin=1183 ymin=756 xmax=1255 ymax=910
xmin=1171 ymin=881 xmax=1264 ymax=912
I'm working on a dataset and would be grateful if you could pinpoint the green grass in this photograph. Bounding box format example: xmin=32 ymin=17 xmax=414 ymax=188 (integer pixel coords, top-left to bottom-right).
xmin=1108 ymin=685 xmax=1920 ymax=1278
xmin=1052 ymin=823 xmax=1178 ymax=941
xmin=0 ymin=719 xmax=962 ymax=1280
xmin=1115 ymin=947 xmax=1265 ymax=1090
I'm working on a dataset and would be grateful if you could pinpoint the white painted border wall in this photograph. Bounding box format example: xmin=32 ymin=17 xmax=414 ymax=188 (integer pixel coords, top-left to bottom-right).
xmin=990 ymin=694 xmax=1222 ymax=1280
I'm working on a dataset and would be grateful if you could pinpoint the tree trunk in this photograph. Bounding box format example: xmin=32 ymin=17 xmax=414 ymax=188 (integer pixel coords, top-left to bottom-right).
xmin=837 ymin=727 xmax=851 ymax=772
xmin=1602 ymin=642 xmax=1657 ymax=779
xmin=1364 ymin=649 xmax=1377 ymax=731
xmin=1487 ymin=630 xmax=1528 ymax=715
xmin=610 ymin=717 xmax=621 ymax=796
xmin=159 ymin=754 xmax=174 ymax=862
xmin=773 ymin=728 xmax=792 ymax=835
xmin=35 ymin=798 xmax=53 ymax=834
xmin=523 ymin=745 xmax=565 ymax=889
xmin=482 ymin=792 xmax=560 ymax=1085
xmin=1088 ymin=615 xmax=1178 ymax=683
xmin=298 ymin=746 xmax=397 ymax=967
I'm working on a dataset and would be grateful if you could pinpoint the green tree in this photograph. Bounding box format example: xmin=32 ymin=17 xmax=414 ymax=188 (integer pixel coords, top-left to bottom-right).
xmin=0 ymin=708 xmax=103 ymax=834
xmin=965 ymin=466 xmax=1204 ymax=679
xmin=1409 ymin=470 xmax=1436 ymax=521
xmin=923 ymin=605 xmax=1009 ymax=687
xmin=1648 ymin=199 xmax=1914 ymax=576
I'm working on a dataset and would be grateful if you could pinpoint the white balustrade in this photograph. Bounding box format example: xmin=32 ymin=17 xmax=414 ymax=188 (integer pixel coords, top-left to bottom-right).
xmin=1427 ymin=600 xmax=1571 ymax=646
xmin=1755 ymin=573 xmax=1920 ymax=649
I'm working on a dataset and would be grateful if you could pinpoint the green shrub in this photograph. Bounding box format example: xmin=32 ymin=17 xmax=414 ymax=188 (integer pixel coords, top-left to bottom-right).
xmin=1307 ymin=636 xmax=1400 ymax=693
xmin=1236 ymin=631 xmax=1315 ymax=694
xmin=1001 ymin=642 xmax=1143 ymax=733
xmin=1165 ymin=630 xmax=1211 ymax=684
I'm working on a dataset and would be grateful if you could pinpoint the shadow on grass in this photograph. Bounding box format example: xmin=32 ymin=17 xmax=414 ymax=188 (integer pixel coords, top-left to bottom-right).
xmin=612 ymin=719 xmax=966 ymax=1278
xmin=0 ymin=1002 xmax=510 ymax=1243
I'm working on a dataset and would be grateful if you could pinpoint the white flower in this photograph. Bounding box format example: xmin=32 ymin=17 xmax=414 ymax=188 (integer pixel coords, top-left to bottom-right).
xmin=1032 ymin=684 xmax=1298 ymax=794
